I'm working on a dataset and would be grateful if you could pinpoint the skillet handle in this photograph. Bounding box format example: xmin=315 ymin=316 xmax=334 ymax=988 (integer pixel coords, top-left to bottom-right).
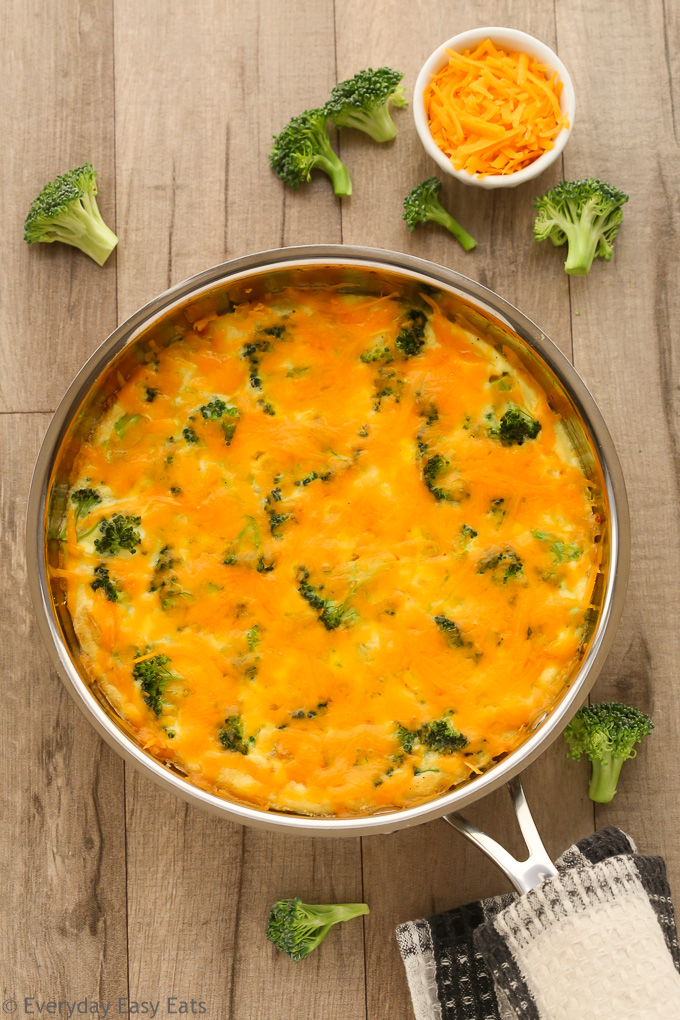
xmin=442 ymin=777 xmax=558 ymax=895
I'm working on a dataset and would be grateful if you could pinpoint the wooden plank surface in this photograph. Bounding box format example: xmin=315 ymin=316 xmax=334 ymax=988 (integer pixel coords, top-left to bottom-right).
xmin=556 ymin=0 xmax=680 ymax=864
xmin=1 ymin=0 xmax=678 ymax=1017
xmin=0 ymin=415 xmax=128 ymax=1004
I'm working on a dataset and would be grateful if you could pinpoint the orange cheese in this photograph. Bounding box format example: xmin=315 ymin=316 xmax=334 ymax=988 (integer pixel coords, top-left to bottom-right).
xmin=57 ymin=286 xmax=599 ymax=816
xmin=424 ymin=39 xmax=569 ymax=177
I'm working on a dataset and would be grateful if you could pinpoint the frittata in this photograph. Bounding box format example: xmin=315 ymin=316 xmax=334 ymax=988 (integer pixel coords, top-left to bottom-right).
xmin=54 ymin=284 xmax=600 ymax=816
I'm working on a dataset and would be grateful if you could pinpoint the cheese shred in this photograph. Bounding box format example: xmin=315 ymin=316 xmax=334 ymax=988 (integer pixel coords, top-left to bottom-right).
xmin=424 ymin=38 xmax=569 ymax=178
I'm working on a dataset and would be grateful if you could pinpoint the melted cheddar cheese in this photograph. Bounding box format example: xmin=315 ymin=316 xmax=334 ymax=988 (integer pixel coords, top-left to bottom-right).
xmin=56 ymin=285 xmax=600 ymax=816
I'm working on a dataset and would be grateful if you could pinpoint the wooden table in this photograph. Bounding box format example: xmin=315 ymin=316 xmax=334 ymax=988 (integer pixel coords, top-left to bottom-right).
xmin=2 ymin=1 xmax=678 ymax=1016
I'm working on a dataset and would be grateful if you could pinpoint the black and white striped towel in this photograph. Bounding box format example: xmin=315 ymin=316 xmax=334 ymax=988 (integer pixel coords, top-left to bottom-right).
xmin=396 ymin=827 xmax=680 ymax=1020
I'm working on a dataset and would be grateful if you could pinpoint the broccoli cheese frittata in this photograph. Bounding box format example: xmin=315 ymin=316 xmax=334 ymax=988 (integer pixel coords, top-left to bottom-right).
xmin=55 ymin=285 xmax=600 ymax=816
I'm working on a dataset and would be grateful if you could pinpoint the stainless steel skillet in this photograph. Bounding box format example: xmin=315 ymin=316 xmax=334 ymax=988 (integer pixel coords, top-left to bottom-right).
xmin=26 ymin=246 xmax=629 ymax=892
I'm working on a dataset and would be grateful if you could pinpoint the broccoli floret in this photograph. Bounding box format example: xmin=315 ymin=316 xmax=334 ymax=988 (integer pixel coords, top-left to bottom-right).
xmin=420 ymin=715 xmax=468 ymax=753
xmin=266 ymin=898 xmax=369 ymax=961
xmin=395 ymin=725 xmax=418 ymax=754
xmin=564 ymin=702 xmax=653 ymax=803
xmin=423 ymin=454 xmax=453 ymax=502
xmin=132 ymin=654 xmax=176 ymax=716
xmin=395 ymin=309 xmax=428 ymax=358
xmin=269 ymin=109 xmax=352 ymax=197
xmin=534 ymin=531 xmax=581 ymax=563
xmin=149 ymin=546 xmax=191 ymax=610
xmin=488 ymin=404 xmax=542 ymax=445
xmin=145 ymin=387 xmax=159 ymax=402
xmin=294 ymin=470 xmax=331 ymax=487
xmin=419 ymin=402 xmax=438 ymax=426
xmin=24 ymin=163 xmax=118 ymax=266
xmin=360 ymin=342 xmax=393 ymax=364
xmin=477 ymin=547 xmax=523 ymax=582
xmin=199 ymin=398 xmax=240 ymax=445
xmin=242 ymin=340 xmax=271 ymax=389
xmin=395 ymin=715 xmax=467 ymax=755
xmin=297 ymin=570 xmax=356 ymax=630
xmin=324 ymin=67 xmax=407 ymax=143
xmin=533 ymin=178 xmax=629 ymax=276
xmin=94 ymin=514 xmax=141 ymax=556
xmin=434 ymin=615 xmax=464 ymax=647
xmin=267 ymin=510 xmax=293 ymax=537
xmin=114 ymin=413 xmax=142 ymax=438
xmin=90 ymin=564 xmax=120 ymax=602
xmin=223 ymin=515 xmax=270 ymax=569
xmin=403 ymin=178 xmax=477 ymax=252
xmin=71 ymin=487 xmax=102 ymax=523
xmin=219 ymin=714 xmax=249 ymax=754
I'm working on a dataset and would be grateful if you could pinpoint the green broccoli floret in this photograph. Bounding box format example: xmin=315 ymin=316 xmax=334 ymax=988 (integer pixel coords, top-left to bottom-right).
xmin=71 ymin=487 xmax=102 ymax=523
xmin=199 ymin=398 xmax=240 ymax=444
xmin=488 ymin=404 xmax=542 ymax=445
xmin=395 ymin=715 xmax=467 ymax=755
xmin=149 ymin=545 xmax=192 ymax=610
xmin=94 ymin=514 xmax=141 ymax=556
xmin=533 ymin=531 xmax=581 ymax=563
xmin=533 ymin=178 xmax=629 ymax=276
xmin=219 ymin=714 xmax=249 ymax=754
xmin=423 ymin=454 xmax=452 ymax=502
xmin=324 ymin=67 xmax=407 ymax=143
xmin=297 ymin=569 xmax=356 ymax=630
xmin=564 ymin=702 xmax=653 ymax=803
xmin=395 ymin=309 xmax=427 ymax=358
xmin=395 ymin=725 xmax=418 ymax=754
xmin=420 ymin=714 xmax=468 ymax=753
xmin=269 ymin=109 xmax=352 ymax=197
xmin=132 ymin=654 xmax=176 ymax=716
xmin=267 ymin=510 xmax=293 ymax=537
xmin=223 ymin=515 xmax=273 ymax=570
xmin=403 ymin=177 xmax=477 ymax=252
xmin=114 ymin=413 xmax=142 ymax=438
xmin=90 ymin=564 xmax=120 ymax=602
xmin=24 ymin=163 xmax=118 ymax=266
xmin=477 ymin=547 xmax=523 ymax=582
xmin=294 ymin=470 xmax=332 ymax=487
xmin=266 ymin=898 xmax=369 ymax=961
xmin=434 ymin=615 xmax=464 ymax=647
xmin=360 ymin=341 xmax=393 ymax=364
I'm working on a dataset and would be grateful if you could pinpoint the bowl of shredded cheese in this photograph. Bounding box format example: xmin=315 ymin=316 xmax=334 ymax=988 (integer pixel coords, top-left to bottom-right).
xmin=414 ymin=27 xmax=575 ymax=189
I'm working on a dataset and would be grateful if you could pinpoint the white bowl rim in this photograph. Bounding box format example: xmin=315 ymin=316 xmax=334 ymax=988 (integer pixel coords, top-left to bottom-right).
xmin=413 ymin=26 xmax=576 ymax=190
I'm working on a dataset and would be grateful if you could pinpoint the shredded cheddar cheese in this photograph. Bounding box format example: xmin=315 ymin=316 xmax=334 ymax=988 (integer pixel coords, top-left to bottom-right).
xmin=424 ymin=38 xmax=569 ymax=177
xmin=55 ymin=284 xmax=600 ymax=817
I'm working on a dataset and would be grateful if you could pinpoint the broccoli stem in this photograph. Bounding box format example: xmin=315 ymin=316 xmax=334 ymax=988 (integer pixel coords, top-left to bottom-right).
xmin=588 ymin=750 xmax=624 ymax=803
xmin=49 ymin=204 xmax=118 ymax=266
xmin=314 ymin=154 xmax=352 ymax=197
xmin=563 ymin=226 xmax=599 ymax=275
xmin=429 ymin=206 xmax=477 ymax=252
xmin=560 ymin=201 xmax=606 ymax=275
xmin=341 ymin=106 xmax=397 ymax=143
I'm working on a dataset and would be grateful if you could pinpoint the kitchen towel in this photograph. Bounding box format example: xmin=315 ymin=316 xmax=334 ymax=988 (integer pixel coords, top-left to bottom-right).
xmin=396 ymin=827 xmax=680 ymax=1020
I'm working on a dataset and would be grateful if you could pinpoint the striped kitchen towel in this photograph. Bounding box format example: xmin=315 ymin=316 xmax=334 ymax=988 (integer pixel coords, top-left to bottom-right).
xmin=396 ymin=827 xmax=680 ymax=1020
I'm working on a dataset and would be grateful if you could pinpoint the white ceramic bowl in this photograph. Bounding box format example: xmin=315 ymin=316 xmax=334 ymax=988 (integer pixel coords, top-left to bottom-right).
xmin=413 ymin=27 xmax=575 ymax=190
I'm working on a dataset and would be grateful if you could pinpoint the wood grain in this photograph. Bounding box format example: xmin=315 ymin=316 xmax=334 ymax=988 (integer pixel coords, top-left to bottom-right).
xmin=0 ymin=415 xmax=128 ymax=1003
xmin=0 ymin=0 xmax=118 ymax=413
xmin=556 ymin=0 xmax=680 ymax=887
xmin=2 ymin=0 xmax=679 ymax=1016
